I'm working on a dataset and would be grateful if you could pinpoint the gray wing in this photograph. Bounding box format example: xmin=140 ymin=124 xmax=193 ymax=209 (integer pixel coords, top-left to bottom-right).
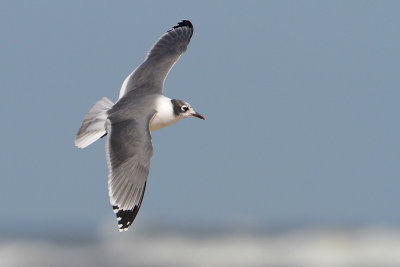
xmin=118 ymin=20 xmax=194 ymax=98
xmin=106 ymin=107 xmax=156 ymax=231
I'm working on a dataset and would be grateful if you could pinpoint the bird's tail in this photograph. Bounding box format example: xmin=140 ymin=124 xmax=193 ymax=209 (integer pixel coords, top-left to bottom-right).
xmin=75 ymin=97 xmax=114 ymax=149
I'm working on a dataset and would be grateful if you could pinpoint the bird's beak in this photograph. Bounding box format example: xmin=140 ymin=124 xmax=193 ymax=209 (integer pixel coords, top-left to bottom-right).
xmin=191 ymin=111 xmax=205 ymax=120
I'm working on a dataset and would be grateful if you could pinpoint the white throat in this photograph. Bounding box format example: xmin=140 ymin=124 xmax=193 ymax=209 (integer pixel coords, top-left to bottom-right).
xmin=150 ymin=96 xmax=180 ymax=131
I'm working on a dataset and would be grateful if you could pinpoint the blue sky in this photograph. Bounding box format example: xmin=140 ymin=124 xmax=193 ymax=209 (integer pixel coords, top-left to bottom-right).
xmin=1 ymin=1 xmax=399 ymax=234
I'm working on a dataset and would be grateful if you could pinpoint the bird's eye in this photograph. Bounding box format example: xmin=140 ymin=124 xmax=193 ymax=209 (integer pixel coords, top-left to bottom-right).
xmin=181 ymin=105 xmax=189 ymax=112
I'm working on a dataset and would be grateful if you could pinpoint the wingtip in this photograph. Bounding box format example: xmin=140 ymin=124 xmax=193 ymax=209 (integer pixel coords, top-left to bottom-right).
xmin=170 ymin=20 xmax=193 ymax=38
xmin=173 ymin=20 xmax=193 ymax=30
xmin=113 ymin=205 xmax=139 ymax=232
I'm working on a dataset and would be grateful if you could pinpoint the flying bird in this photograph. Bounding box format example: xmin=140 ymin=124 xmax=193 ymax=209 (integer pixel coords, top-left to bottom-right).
xmin=75 ymin=20 xmax=204 ymax=231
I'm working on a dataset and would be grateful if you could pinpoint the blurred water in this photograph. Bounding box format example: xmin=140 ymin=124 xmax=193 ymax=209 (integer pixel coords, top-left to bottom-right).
xmin=1 ymin=225 xmax=400 ymax=267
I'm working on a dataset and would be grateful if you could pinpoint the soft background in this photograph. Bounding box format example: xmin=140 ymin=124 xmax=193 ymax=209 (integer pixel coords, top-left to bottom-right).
xmin=1 ymin=1 xmax=399 ymax=266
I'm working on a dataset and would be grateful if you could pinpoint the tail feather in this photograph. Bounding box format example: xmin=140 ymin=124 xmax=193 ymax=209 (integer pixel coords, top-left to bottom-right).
xmin=75 ymin=97 xmax=114 ymax=148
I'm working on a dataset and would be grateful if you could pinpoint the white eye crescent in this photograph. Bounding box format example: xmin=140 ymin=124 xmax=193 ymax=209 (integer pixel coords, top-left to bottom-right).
xmin=181 ymin=105 xmax=189 ymax=112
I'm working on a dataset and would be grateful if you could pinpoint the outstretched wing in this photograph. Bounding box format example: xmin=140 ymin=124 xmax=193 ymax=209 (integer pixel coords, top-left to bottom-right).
xmin=105 ymin=109 xmax=156 ymax=231
xmin=119 ymin=20 xmax=194 ymax=98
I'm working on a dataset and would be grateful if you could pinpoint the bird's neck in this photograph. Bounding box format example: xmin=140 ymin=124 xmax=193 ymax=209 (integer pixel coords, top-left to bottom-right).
xmin=150 ymin=95 xmax=181 ymax=131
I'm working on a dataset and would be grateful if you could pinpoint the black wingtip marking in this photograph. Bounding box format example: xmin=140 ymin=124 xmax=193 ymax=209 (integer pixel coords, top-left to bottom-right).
xmin=171 ymin=20 xmax=193 ymax=38
xmin=113 ymin=182 xmax=147 ymax=231
xmin=173 ymin=20 xmax=193 ymax=30
xmin=115 ymin=207 xmax=140 ymax=230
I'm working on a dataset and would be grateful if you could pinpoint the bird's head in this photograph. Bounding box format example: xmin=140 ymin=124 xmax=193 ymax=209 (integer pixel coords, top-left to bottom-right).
xmin=171 ymin=99 xmax=205 ymax=120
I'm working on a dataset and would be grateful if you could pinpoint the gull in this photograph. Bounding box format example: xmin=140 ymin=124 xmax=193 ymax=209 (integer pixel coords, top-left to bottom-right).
xmin=75 ymin=20 xmax=204 ymax=231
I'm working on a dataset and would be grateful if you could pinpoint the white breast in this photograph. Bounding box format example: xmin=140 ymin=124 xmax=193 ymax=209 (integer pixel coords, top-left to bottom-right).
xmin=150 ymin=96 xmax=180 ymax=131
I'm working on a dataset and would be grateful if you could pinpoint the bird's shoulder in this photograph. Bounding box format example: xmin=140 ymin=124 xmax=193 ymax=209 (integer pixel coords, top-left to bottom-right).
xmin=108 ymin=91 xmax=161 ymax=123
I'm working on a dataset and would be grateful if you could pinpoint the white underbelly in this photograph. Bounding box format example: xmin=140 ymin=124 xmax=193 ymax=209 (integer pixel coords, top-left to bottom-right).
xmin=150 ymin=116 xmax=179 ymax=131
